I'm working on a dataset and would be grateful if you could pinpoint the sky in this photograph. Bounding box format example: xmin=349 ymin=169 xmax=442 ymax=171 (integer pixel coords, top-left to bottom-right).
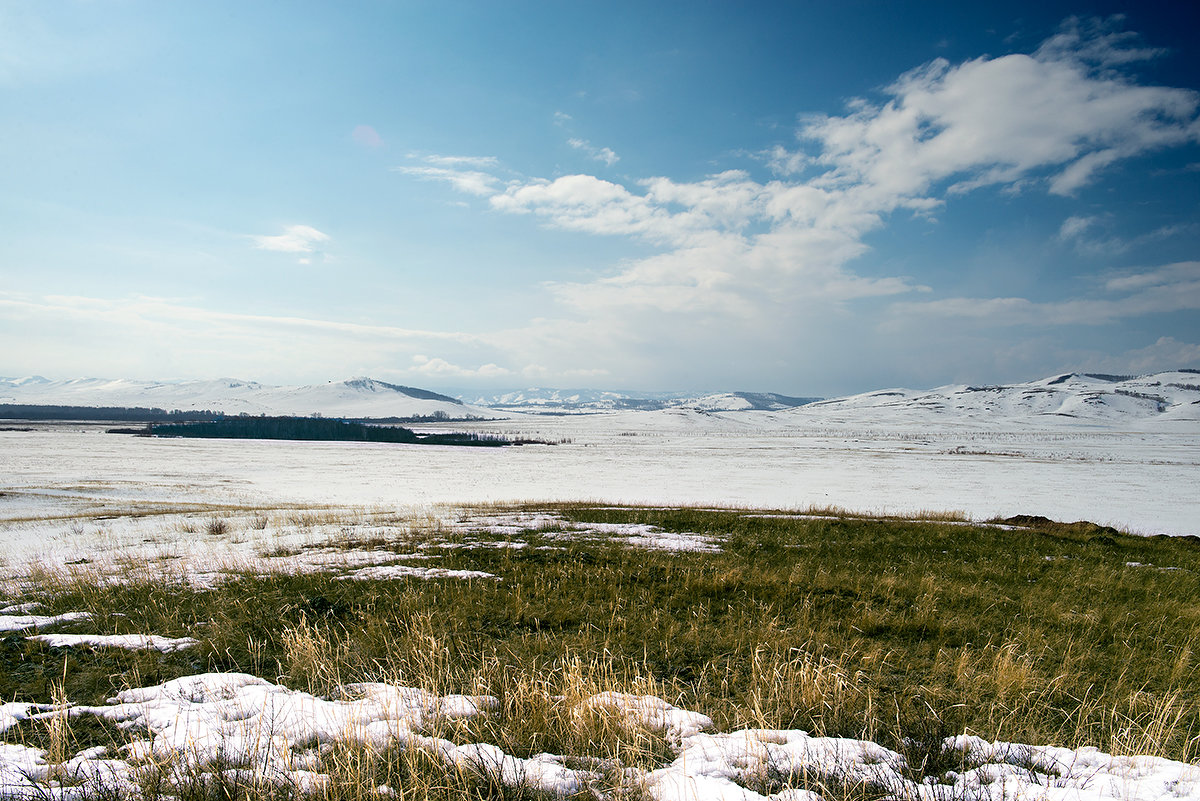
xmin=2 ymin=1 xmax=1199 ymax=396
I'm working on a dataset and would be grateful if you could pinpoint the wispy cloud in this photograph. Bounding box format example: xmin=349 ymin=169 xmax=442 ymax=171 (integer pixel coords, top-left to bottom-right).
xmin=1058 ymin=215 xmax=1098 ymax=241
xmin=392 ymin=166 xmax=500 ymax=196
xmin=251 ymin=225 xmax=330 ymax=259
xmin=567 ymin=137 xmax=620 ymax=166
xmin=1035 ymin=15 xmax=1166 ymax=68
xmin=0 ymin=293 xmax=503 ymax=383
xmin=888 ymin=261 xmax=1200 ymax=327
xmin=417 ymin=154 xmax=500 ymax=169
xmin=1057 ymin=214 xmax=1130 ymax=256
xmin=1059 ymin=215 xmax=1195 ymax=257
xmin=392 ymin=154 xmax=502 ymax=196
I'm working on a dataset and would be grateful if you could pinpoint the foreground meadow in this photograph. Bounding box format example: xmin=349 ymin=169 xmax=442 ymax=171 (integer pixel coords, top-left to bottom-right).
xmin=1 ymin=503 xmax=1198 ymax=799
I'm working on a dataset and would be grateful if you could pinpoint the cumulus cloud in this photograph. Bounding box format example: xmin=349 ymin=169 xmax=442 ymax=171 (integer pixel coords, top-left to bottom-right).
xmin=400 ymin=18 xmax=1197 ymax=325
xmin=491 ymin=174 xmax=688 ymax=242
xmin=382 ymin=18 xmax=1200 ymax=386
xmin=762 ymin=144 xmax=809 ymax=176
xmin=251 ymin=225 xmax=330 ymax=255
xmin=801 ymin=39 xmax=1198 ymax=200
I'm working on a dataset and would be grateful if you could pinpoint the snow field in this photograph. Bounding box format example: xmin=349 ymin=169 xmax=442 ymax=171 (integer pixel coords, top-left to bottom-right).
xmin=3 ymin=420 xmax=1197 ymax=541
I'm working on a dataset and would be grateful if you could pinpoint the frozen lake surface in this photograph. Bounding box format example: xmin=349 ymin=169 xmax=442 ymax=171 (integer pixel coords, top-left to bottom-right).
xmin=2 ymin=410 xmax=1197 ymax=538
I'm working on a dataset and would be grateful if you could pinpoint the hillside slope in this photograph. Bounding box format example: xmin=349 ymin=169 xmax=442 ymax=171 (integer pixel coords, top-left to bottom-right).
xmin=0 ymin=376 xmax=498 ymax=419
xmin=793 ymin=371 xmax=1200 ymax=428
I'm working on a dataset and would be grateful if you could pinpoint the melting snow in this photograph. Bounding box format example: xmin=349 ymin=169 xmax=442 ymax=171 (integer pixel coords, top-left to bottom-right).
xmin=27 ymin=633 xmax=198 ymax=652
xmin=335 ymin=564 xmax=499 ymax=581
xmin=0 ymin=611 xmax=91 ymax=633
xmin=1 ymin=674 xmax=1197 ymax=800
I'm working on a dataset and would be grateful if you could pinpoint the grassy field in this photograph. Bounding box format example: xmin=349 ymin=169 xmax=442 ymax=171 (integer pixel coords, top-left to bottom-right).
xmin=2 ymin=503 xmax=1198 ymax=799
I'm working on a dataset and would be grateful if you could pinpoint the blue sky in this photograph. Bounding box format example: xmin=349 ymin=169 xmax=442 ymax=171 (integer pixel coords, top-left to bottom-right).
xmin=2 ymin=1 xmax=1199 ymax=395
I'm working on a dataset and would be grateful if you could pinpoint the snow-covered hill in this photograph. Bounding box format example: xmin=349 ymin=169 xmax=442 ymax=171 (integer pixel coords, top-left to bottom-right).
xmin=686 ymin=391 xmax=823 ymax=412
xmin=460 ymin=387 xmax=674 ymax=412
xmin=3 ymin=370 xmax=1198 ymax=428
xmin=0 ymin=376 xmax=499 ymax=420
xmin=794 ymin=371 xmax=1200 ymax=429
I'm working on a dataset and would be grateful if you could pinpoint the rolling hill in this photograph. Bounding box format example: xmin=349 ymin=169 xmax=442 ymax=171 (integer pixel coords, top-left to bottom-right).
xmin=0 ymin=376 xmax=497 ymax=420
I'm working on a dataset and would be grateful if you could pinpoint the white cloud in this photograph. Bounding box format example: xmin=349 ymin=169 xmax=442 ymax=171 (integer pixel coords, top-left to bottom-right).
xmin=1111 ymin=337 xmax=1200 ymax=373
xmin=400 ymin=18 xmax=1197 ymax=326
xmin=889 ymin=261 xmax=1200 ymax=327
xmin=0 ymin=293 xmax=522 ymax=385
xmin=491 ymin=174 xmax=691 ymax=243
xmin=762 ymin=144 xmax=809 ymax=176
xmin=381 ymin=19 xmax=1200 ymax=387
xmin=801 ymin=19 xmax=1198 ymax=200
xmin=567 ymin=137 xmax=620 ymax=166
xmin=1058 ymin=215 xmax=1098 ymax=241
xmin=392 ymin=166 xmax=500 ymax=197
xmin=1059 ymin=216 xmax=1194 ymax=257
xmin=411 ymin=355 xmax=512 ymax=378
xmin=392 ymin=155 xmax=503 ymax=196
xmin=251 ymin=225 xmax=330 ymax=255
xmin=418 ymin=154 xmax=500 ymax=168
xmin=1034 ymin=15 xmax=1166 ymax=68
xmin=1057 ymin=214 xmax=1130 ymax=256
xmin=1103 ymin=261 xmax=1200 ymax=293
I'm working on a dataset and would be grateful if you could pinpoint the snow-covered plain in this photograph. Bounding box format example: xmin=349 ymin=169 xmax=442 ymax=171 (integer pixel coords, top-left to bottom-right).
xmin=2 ymin=404 xmax=1198 ymax=545
xmin=2 ymin=371 xmax=1199 ymax=798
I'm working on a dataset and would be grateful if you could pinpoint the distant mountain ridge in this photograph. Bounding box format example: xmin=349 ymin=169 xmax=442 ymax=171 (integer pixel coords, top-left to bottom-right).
xmin=0 ymin=376 xmax=490 ymax=420
xmin=2 ymin=370 xmax=1197 ymax=427
xmin=456 ymin=387 xmax=822 ymax=412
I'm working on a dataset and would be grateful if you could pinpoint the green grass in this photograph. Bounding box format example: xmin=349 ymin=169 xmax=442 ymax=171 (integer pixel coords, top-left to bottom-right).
xmin=3 ymin=503 xmax=1199 ymax=798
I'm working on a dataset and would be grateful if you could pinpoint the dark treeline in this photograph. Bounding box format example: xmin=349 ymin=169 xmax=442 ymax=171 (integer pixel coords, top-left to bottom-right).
xmin=0 ymin=404 xmax=223 ymax=422
xmin=151 ymin=416 xmax=509 ymax=446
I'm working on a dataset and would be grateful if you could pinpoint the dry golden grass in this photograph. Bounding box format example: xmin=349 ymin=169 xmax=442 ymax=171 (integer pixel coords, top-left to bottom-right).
xmin=3 ymin=501 xmax=1199 ymax=800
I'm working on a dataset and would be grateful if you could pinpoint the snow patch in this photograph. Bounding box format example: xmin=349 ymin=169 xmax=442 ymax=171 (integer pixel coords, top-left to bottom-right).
xmin=4 ymin=676 xmax=1199 ymax=801
xmin=28 ymin=633 xmax=198 ymax=652
xmin=0 ymin=611 xmax=91 ymax=633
